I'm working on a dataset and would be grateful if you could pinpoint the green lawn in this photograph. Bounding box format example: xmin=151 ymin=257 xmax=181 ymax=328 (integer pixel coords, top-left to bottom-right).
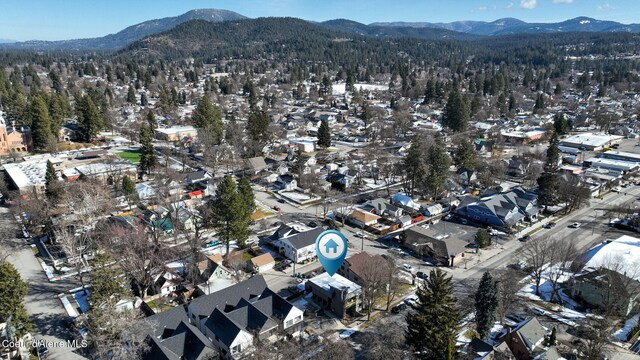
xmin=117 ymin=150 xmax=142 ymax=164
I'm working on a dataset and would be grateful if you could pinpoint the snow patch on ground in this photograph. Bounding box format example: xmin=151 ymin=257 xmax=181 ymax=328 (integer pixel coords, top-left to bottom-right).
xmin=614 ymin=313 xmax=639 ymax=341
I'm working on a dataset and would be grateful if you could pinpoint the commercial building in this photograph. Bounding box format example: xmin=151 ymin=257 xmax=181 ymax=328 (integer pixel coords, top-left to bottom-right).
xmin=559 ymin=133 xmax=623 ymax=151
xmin=154 ymin=126 xmax=198 ymax=141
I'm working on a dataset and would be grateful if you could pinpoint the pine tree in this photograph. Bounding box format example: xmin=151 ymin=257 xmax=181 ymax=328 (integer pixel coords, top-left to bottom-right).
xmin=76 ymin=95 xmax=104 ymax=142
xmin=406 ymin=269 xmax=460 ymax=360
xmin=140 ymin=92 xmax=148 ymax=106
xmin=48 ymin=93 xmax=70 ymax=139
xmin=146 ymin=110 xmax=157 ymax=130
xmin=211 ymin=176 xmax=246 ymax=258
xmin=138 ymin=123 xmax=156 ymax=176
xmin=28 ymin=95 xmax=53 ymax=150
xmin=537 ymin=131 xmax=561 ymax=206
xmin=554 ymin=83 xmax=562 ymax=95
xmin=508 ymin=93 xmax=517 ymax=112
xmin=453 ymin=140 xmax=476 ymax=169
xmin=534 ymin=93 xmax=545 ymax=112
xmin=553 ymin=113 xmax=570 ymax=135
xmin=317 ymin=120 xmax=332 ymax=147
xmin=127 ymin=86 xmax=136 ymax=104
xmin=426 ymin=135 xmax=451 ymax=199
xmin=246 ymin=109 xmax=270 ymax=157
xmin=122 ymin=175 xmax=136 ymax=197
xmin=192 ymin=96 xmax=223 ymax=144
xmin=89 ymin=254 xmax=129 ymax=308
xmin=0 ymin=262 xmax=33 ymax=337
xmin=444 ymin=89 xmax=469 ymax=132
xmin=475 ymin=272 xmax=499 ymax=339
xmin=404 ymin=136 xmax=427 ymax=197
xmin=44 ymin=160 xmax=60 ymax=200
xmin=474 ymin=229 xmax=492 ymax=248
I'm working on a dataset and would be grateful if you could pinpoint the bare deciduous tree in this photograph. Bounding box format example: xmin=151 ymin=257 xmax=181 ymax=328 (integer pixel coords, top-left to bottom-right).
xmin=518 ymin=237 xmax=554 ymax=296
xmin=545 ymin=238 xmax=578 ymax=304
xmin=494 ymin=268 xmax=526 ymax=323
xmin=98 ymin=223 xmax=170 ymax=298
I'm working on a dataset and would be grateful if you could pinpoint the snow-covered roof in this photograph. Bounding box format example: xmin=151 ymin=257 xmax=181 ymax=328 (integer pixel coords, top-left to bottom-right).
xmin=308 ymin=272 xmax=361 ymax=294
xmin=583 ymin=235 xmax=640 ymax=281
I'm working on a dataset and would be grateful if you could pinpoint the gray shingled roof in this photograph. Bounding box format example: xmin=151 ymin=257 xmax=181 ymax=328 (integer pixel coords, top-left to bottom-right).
xmin=143 ymin=321 xmax=216 ymax=360
xmin=189 ymin=275 xmax=268 ymax=319
xmin=204 ymin=309 xmax=242 ymax=347
xmin=282 ymin=227 xmax=325 ymax=250
xmin=515 ymin=317 xmax=546 ymax=350
xmin=145 ymin=305 xmax=190 ymax=338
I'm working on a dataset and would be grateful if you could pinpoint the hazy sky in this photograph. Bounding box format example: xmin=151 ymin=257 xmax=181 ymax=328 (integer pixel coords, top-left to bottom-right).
xmin=0 ymin=0 xmax=634 ymax=41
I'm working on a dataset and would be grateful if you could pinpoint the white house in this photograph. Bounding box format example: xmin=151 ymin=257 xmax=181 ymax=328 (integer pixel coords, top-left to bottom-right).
xmin=279 ymin=227 xmax=325 ymax=263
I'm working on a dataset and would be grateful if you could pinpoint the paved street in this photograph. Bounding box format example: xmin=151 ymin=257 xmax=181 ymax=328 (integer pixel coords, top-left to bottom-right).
xmin=0 ymin=206 xmax=86 ymax=360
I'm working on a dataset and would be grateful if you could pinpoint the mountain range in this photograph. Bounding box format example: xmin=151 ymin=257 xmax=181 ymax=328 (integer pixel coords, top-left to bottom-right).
xmin=1 ymin=9 xmax=246 ymax=50
xmin=2 ymin=9 xmax=639 ymax=51
xmin=370 ymin=16 xmax=640 ymax=36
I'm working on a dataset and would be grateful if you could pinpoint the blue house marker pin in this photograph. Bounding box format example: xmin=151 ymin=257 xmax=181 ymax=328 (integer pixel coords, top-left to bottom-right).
xmin=315 ymin=230 xmax=348 ymax=276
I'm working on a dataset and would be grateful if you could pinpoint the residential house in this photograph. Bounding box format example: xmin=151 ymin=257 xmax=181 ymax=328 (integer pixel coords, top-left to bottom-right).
xmin=568 ymin=234 xmax=640 ymax=316
xmin=455 ymin=187 xmax=540 ymax=229
xmin=249 ymin=253 xmax=275 ymax=274
xmin=143 ymin=306 xmax=218 ymax=360
xmin=338 ymin=252 xmax=390 ymax=285
xmin=196 ymin=256 xmax=233 ymax=295
xmin=135 ymin=182 xmax=157 ymax=200
xmin=279 ymin=227 xmax=325 ymax=263
xmin=569 ymin=268 xmax=640 ymax=317
xmin=274 ymin=175 xmax=297 ymax=191
xmin=500 ymin=317 xmax=551 ymax=360
xmin=185 ymin=170 xmax=212 ymax=185
xmin=349 ymin=208 xmax=381 ymax=229
xmin=305 ymin=272 xmax=363 ymax=319
xmin=423 ymin=203 xmax=445 ymax=217
xmin=153 ymin=267 xmax=183 ymax=297
xmin=143 ymin=320 xmax=217 ymax=360
xmin=187 ymin=276 xmax=304 ymax=359
xmin=457 ymin=168 xmax=477 ymax=186
xmin=391 ymin=193 xmax=421 ymax=213
xmin=363 ymin=198 xmax=403 ymax=219
xmin=244 ymin=157 xmax=268 ymax=176
xmin=404 ymin=226 xmax=468 ymax=267
xmin=465 ymin=338 xmax=515 ymax=360
xmin=326 ymin=170 xmax=355 ymax=189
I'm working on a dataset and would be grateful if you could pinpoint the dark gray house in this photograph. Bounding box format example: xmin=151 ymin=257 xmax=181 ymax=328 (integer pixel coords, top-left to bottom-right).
xmin=187 ymin=276 xmax=304 ymax=359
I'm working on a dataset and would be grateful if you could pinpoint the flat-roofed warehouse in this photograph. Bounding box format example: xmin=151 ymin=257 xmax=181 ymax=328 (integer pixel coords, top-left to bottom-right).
xmin=559 ymin=133 xmax=623 ymax=151
xmin=154 ymin=126 xmax=198 ymax=141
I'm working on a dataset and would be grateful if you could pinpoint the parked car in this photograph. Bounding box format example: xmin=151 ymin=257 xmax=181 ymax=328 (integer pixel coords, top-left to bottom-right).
xmin=402 ymin=264 xmax=414 ymax=273
xmin=277 ymin=198 xmax=286 ymax=203
xmin=424 ymin=260 xmax=435 ymax=267
xmin=543 ymin=222 xmax=556 ymax=229
xmin=568 ymin=222 xmax=581 ymax=229
xmin=307 ymin=221 xmax=318 ymax=228
xmin=403 ymin=295 xmax=418 ymax=307
xmin=416 ymin=271 xmax=428 ymax=280
xmin=391 ymin=303 xmax=408 ymax=313
xmin=354 ymin=232 xmax=365 ymax=238
xmin=612 ymin=187 xmax=622 ymax=193
xmin=339 ymin=329 xmax=357 ymax=339
xmin=518 ymin=235 xmax=530 ymax=242
xmin=273 ymin=206 xmax=281 ymax=211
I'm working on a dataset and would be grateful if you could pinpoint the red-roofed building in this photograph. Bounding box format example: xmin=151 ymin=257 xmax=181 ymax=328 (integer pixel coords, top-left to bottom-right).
xmin=188 ymin=189 xmax=203 ymax=199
